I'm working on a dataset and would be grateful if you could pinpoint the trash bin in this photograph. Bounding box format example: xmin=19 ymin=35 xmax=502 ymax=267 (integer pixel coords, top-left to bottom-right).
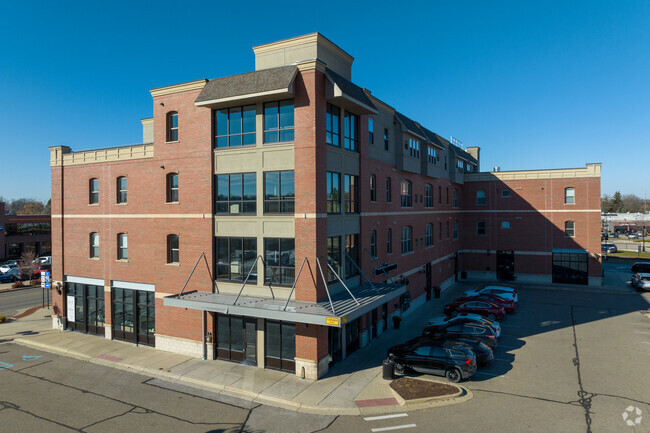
xmin=382 ymin=358 xmax=395 ymax=380
xmin=434 ymin=287 xmax=441 ymax=299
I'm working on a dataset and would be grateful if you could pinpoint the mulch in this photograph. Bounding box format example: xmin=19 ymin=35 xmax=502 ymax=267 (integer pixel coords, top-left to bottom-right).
xmin=389 ymin=377 xmax=459 ymax=400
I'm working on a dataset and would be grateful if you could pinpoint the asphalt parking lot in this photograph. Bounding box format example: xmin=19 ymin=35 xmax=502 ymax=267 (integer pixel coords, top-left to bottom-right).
xmin=320 ymin=284 xmax=650 ymax=432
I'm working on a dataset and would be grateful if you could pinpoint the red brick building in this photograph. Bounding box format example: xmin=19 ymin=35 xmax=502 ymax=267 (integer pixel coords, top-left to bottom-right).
xmin=49 ymin=33 xmax=601 ymax=379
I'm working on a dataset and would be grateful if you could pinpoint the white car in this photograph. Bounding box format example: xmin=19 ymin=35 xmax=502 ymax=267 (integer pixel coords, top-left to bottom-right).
xmin=0 ymin=262 xmax=18 ymax=273
xmin=464 ymin=285 xmax=518 ymax=303
xmin=632 ymin=273 xmax=650 ymax=291
xmin=427 ymin=313 xmax=501 ymax=337
xmin=35 ymin=256 xmax=52 ymax=265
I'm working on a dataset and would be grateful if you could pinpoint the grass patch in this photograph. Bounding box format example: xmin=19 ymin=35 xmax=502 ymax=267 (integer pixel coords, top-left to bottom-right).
xmin=608 ymin=251 xmax=650 ymax=259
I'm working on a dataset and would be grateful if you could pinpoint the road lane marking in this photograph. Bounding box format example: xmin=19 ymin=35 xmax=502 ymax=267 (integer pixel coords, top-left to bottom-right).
xmin=364 ymin=414 xmax=408 ymax=422
xmin=633 ymin=331 xmax=650 ymax=335
xmin=371 ymin=424 xmax=417 ymax=432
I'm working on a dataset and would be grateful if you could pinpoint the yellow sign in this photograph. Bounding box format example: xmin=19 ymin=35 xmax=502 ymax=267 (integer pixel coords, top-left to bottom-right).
xmin=325 ymin=317 xmax=340 ymax=326
xmin=341 ymin=315 xmax=348 ymax=324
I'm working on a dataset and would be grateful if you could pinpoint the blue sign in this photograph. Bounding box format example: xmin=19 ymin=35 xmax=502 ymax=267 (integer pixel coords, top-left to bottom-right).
xmin=45 ymin=283 xmax=51 ymax=289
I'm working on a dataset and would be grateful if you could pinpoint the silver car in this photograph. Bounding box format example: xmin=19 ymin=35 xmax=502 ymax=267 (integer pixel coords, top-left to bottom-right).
xmin=632 ymin=273 xmax=650 ymax=291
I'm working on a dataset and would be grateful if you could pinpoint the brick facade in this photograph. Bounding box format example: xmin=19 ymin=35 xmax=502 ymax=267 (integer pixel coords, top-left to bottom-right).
xmin=48 ymin=33 xmax=601 ymax=380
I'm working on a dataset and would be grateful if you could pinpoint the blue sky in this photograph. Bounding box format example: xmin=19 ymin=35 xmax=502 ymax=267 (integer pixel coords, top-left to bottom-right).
xmin=1 ymin=0 xmax=648 ymax=202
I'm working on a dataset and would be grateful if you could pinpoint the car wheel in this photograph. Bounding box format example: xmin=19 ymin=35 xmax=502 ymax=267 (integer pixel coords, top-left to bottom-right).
xmin=395 ymin=363 xmax=406 ymax=375
xmin=445 ymin=368 xmax=462 ymax=383
xmin=487 ymin=313 xmax=496 ymax=321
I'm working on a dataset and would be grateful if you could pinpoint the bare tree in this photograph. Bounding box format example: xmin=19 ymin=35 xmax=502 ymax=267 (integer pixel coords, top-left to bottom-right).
xmin=18 ymin=251 xmax=37 ymax=282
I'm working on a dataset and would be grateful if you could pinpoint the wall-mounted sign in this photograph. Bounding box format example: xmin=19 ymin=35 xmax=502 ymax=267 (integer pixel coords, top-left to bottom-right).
xmin=67 ymin=296 xmax=75 ymax=322
xmin=325 ymin=317 xmax=340 ymax=326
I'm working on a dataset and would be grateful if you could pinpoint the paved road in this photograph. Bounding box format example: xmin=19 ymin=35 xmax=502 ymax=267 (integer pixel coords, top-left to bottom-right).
xmin=1 ymin=286 xmax=648 ymax=432
xmin=0 ymin=286 xmax=49 ymax=317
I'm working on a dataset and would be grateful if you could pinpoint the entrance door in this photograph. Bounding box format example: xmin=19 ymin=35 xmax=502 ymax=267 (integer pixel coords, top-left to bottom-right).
xmin=328 ymin=327 xmax=342 ymax=366
xmin=243 ymin=318 xmax=257 ymax=365
xmin=496 ymin=251 xmax=515 ymax=281
xmin=66 ymin=282 xmax=105 ymax=336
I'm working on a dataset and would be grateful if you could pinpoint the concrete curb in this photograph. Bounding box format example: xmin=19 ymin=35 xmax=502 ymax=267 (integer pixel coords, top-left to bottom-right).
xmin=0 ymin=284 xmax=43 ymax=294
xmin=10 ymin=336 xmax=472 ymax=416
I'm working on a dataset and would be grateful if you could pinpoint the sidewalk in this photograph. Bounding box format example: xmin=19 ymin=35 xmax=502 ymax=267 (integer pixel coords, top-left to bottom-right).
xmin=0 ymin=285 xmax=473 ymax=416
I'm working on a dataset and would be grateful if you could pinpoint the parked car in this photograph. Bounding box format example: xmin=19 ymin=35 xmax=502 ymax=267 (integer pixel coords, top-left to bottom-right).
xmin=0 ymin=268 xmax=20 ymax=283
xmin=34 ymin=256 xmax=52 ymax=265
xmin=0 ymin=261 xmax=18 ymax=273
xmin=31 ymin=264 xmax=51 ymax=279
xmin=444 ymin=299 xmax=506 ymax=321
xmin=422 ymin=322 xmax=499 ymax=348
xmin=631 ymin=273 xmax=650 ymax=291
xmin=628 ymin=233 xmax=639 ymax=239
xmin=424 ymin=334 xmax=494 ymax=366
xmin=456 ymin=293 xmax=516 ymax=313
xmin=631 ymin=262 xmax=650 ymax=273
xmin=601 ymin=244 xmax=617 ymax=254
xmin=464 ymin=285 xmax=518 ymax=303
xmin=387 ymin=337 xmax=477 ymax=382
xmin=427 ymin=313 xmax=502 ymax=337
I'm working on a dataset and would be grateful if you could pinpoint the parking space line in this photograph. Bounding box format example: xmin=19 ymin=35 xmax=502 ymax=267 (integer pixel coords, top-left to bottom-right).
xmin=627 ymin=323 xmax=648 ymax=326
xmin=474 ymin=371 xmax=508 ymax=379
xmin=371 ymin=424 xmax=417 ymax=432
xmin=364 ymin=414 xmax=408 ymax=422
xmin=634 ymin=331 xmax=650 ymax=335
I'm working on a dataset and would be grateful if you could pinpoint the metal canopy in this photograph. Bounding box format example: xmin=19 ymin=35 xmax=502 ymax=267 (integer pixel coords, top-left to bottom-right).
xmin=163 ymin=282 xmax=405 ymax=328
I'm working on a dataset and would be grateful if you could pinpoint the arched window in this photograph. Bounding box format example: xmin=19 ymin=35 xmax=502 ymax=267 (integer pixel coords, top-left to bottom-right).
xmin=401 ymin=226 xmax=412 ymax=254
xmin=89 ymin=178 xmax=99 ymax=204
xmin=565 ymin=187 xmax=575 ymax=204
xmin=167 ymin=173 xmax=179 ymax=203
xmin=167 ymin=111 xmax=178 ymax=142
xmin=167 ymin=234 xmax=179 ymax=263
xmin=425 ymin=184 xmax=433 ymax=207
xmin=425 ymin=223 xmax=433 ymax=247
xmin=386 ymin=228 xmax=392 ymax=254
xmin=386 ymin=177 xmax=392 ymax=202
xmin=565 ymin=221 xmax=575 ymax=237
xmin=90 ymin=232 xmax=99 ymax=258
xmin=400 ymin=180 xmax=412 ymax=207
xmin=476 ymin=189 xmax=486 ymax=205
xmin=116 ymin=176 xmax=127 ymax=204
xmin=117 ymin=233 xmax=128 ymax=260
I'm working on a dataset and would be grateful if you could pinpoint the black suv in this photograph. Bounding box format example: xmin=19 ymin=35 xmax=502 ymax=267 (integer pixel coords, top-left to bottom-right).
xmin=422 ymin=322 xmax=498 ymax=348
xmin=631 ymin=262 xmax=650 ymax=273
xmin=425 ymin=335 xmax=494 ymax=365
xmin=387 ymin=337 xmax=476 ymax=382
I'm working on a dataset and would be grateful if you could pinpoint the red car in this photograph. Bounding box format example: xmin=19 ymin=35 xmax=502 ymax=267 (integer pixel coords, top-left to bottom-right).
xmin=32 ymin=264 xmax=51 ymax=279
xmin=454 ymin=294 xmax=516 ymax=313
xmin=444 ymin=299 xmax=506 ymax=321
